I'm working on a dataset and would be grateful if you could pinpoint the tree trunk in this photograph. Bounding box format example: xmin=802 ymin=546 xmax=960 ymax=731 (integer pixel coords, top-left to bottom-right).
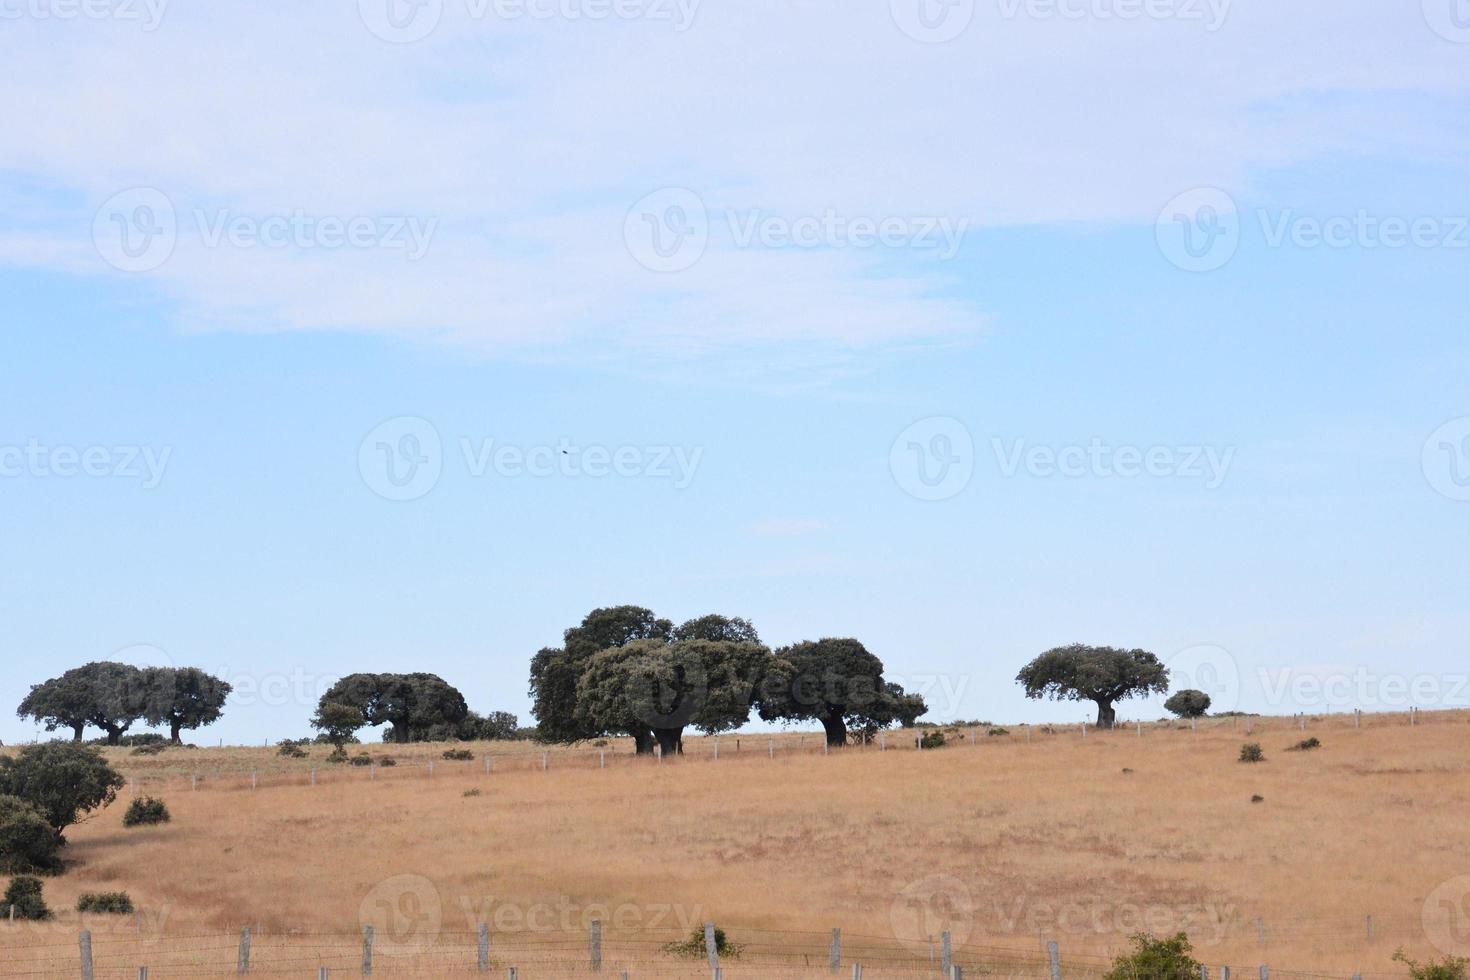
xmin=820 ymin=714 xmax=848 ymax=747
xmin=632 ymin=729 xmax=655 ymax=755
xmin=105 ymin=724 xmax=126 ymax=746
xmin=652 ymin=728 xmax=683 ymax=757
xmin=71 ymin=724 xmax=85 ymax=743
xmin=170 ymin=720 xmax=183 ymax=745
xmin=1095 ymin=701 xmax=1117 ymax=729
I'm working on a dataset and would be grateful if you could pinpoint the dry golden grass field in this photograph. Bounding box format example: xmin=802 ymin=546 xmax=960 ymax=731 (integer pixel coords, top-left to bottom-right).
xmin=2 ymin=711 xmax=1468 ymax=979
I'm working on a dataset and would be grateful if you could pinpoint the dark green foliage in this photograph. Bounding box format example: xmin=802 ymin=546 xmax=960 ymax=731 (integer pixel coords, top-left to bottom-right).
xmin=1163 ymin=689 xmax=1211 ymax=719
xmin=987 ymin=727 xmax=1009 ymax=736
xmin=1251 ymin=794 xmax=1264 ymax=803
xmin=140 ymin=667 xmax=232 ymax=744
xmin=761 ymin=638 xmax=926 ymax=747
xmin=1288 ymin=737 xmax=1321 ymax=751
xmin=17 ymin=662 xmax=148 ymax=744
xmin=77 ymin=891 xmax=134 ymax=914
xmin=919 ymin=730 xmax=946 ymax=749
xmin=442 ymin=748 xmax=474 ymax=761
xmin=349 ymin=753 xmax=374 ymax=767
xmin=1017 ymin=644 xmax=1169 ymax=729
xmin=122 ymin=797 xmax=170 ymax=827
xmin=1395 ymin=950 xmax=1470 ymax=980
xmin=0 ymin=742 xmax=125 ymax=835
xmin=3 ymin=875 xmax=51 ymax=920
xmin=663 ymin=926 xmax=742 ymax=959
xmin=312 ymin=701 xmax=368 ymax=753
xmin=1102 ymin=933 xmax=1202 ymax=980
xmin=1239 ymin=742 xmax=1265 ymax=763
xmin=316 ymin=673 xmax=470 ymax=744
xmin=673 ymin=615 xmax=761 ymax=645
xmin=0 ymin=795 xmax=62 ymax=873
xmin=277 ymin=740 xmax=309 ymax=759
xmin=378 ymin=757 xmax=397 ymax=767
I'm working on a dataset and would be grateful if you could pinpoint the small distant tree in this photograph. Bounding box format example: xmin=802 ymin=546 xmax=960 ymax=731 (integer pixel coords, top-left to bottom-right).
xmin=0 ymin=742 xmax=125 ymax=836
xmin=1103 ymin=933 xmax=1202 ymax=980
xmin=312 ymin=701 xmax=368 ymax=755
xmin=1164 ymin=689 xmax=1211 ymax=719
xmin=316 ymin=673 xmax=469 ymax=744
xmin=1016 ymin=644 xmax=1169 ymax=729
xmin=2 ymin=875 xmax=51 ymax=920
xmin=141 ymin=667 xmax=232 ymax=744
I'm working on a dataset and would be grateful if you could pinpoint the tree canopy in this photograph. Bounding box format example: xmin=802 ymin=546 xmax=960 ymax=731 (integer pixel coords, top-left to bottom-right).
xmin=0 ymin=742 xmax=124 ymax=836
xmin=316 ymin=673 xmax=470 ymax=743
xmin=16 ymin=662 xmax=148 ymax=745
xmin=1163 ymin=689 xmax=1211 ymax=719
xmin=141 ymin=667 xmax=232 ymax=744
xmin=761 ymin=638 xmax=927 ymax=746
xmin=1016 ymin=643 xmax=1169 ymax=729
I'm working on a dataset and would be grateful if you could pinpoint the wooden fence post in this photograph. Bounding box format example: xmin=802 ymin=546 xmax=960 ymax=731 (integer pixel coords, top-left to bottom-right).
xmin=1255 ymin=917 xmax=1265 ymax=946
xmin=600 ymin=750 xmax=606 ymax=769
xmin=941 ymin=930 xmax=952 ymax=977
xmin=139 ymin=968 xmax=149 ymax=980
xmin=590 ymin=918 xmax=602 ymax=971
xmin=477 ymin=923 xmax=490 ymax=972
xmin=80 ymin=930 xmax=95 ymax=980
xmin=508 ymin=967 xmax=517 ymax=980
xmin=238 ymin=926 xmax=252 ymax=974
xmin=829 ymin=928 xmax=841 ymax=970
xmin=1367 ymin=915 xmax=1374 ymax=942
xmin=484 ymin=756 xmax=492 ymax=775
xmin=1200 ymin=966 xmax=1209 ymax=980
xmin=1260 ymin=966 xmax=1269 ymax=980
xmin=251 ymin=771 xmax=257 ymax=791
xmin=704 ymin=922 xmax=719 ymax=973
xmin=1046 ymin=940 xmax=1060 ymax=980
xmin=1222 ymin=967 xmax=1230 ymax=980
xmin=542 ymin=751 xmax=549 ymax=771
xmin=851 ymin=965 xmax=863 ymax=980
xmin=768 ymin=740 xmax=774 ymax=759
xmin=362 ymin=924 xmax=374 ymax=976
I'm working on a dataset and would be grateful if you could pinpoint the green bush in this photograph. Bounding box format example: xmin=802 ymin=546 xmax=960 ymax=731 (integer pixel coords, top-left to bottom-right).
xmin=0 ymin=742 xmax=124 ymax=838
xmin=919 ymin=731 xmax=946 ymax=749
xmin=1288 ymin=737 xmax=1321 ymax=751
xmin=77 ymin=891 xmax=134 ymax=914
xmin=663 ymin=926 xmax=742 ymax=959
xmin=122 ymin=797 xmax=170 ymax=827
xmin=1102 ymin=933 xmax=1202 ymax=980
xmin=987 ymin=727 xmax=1009 ymax=737
xmin=2 ymin=875 xmax=51 ymax=920
xmin=130 ymin=743 xmax=168 ymax=756
xmin=349 ymin=754 xmax=374 ymax=767
xmin=277 ymin=741 xmax=309 ymax=759
xmin=0 ymin=795 xmax=62 ymax=874
xmin=1239 ymin=742 xmax=1265 ymax=763
xmin=378 ymin=757 xmax=397 ymax=767
xmin=442 ymin=749 xmax=475 ymax=762
xmin=1251 ymin=794 xmax=1264 ymax=803
xmin=1395 ymin=950 xmax=1470 ymax=980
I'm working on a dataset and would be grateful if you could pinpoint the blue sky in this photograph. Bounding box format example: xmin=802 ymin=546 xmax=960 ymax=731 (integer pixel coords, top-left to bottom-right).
xmin=1 ymin=0 xmax=1468 ymax=744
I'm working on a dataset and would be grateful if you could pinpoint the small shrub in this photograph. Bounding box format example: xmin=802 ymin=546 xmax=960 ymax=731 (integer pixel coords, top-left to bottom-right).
xmin=1121 ymin=768 xmax=1134 ymax=775
xmin=1103 ymin=933 xmax=1201 ymax=980
xmin=130 ymin=743 xmax=167 ymax=756
xmin=0 ymin=794 xmax=62 ymax=874
xmin=378 ymin=757 xmax=397 ymax=767
xmin=463 ymin=788 xmax=482 ymax=798
xmin=2 ymin=875 xmax=51 ymax=920
xmin=122 ymin=797 xmax=170 ymax=828
xmin=1239 ymin=742 xmax=1265 ymax=763
xmin=593 ymin=739 xmax=609 ymax=747
xmin=1288 ymin=737 xmax=1321 ymax=752
xmin=1251 ymin=794 xmax=1264 ymax=803
xmin=77 ymin=892 xmax=134 ymax=914
xmin=987 ymin=727 xmax=1009 ymax=737
xmin=442 ymin=749 xmax=475 ymax=762
xmin=664 ymin=926 xmax=743 ymax=959
xmin=919 ymin=731 xmax=946 ymax=750
xmin=327 ymin=748 xmax=349 ymax=764
xmin=1395 ymin=950 xmax=1470 ymax=980
xmin=277 ymin=741 xmax=309 ymax=759
xmin=349 ymin=754 xmax=374 ymax=767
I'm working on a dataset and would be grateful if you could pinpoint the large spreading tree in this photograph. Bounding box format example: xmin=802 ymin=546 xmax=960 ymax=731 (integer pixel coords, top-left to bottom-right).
xmin=17 ymin=662 xmax=148 ymax=745
xmin=316 ymin=672 xmax=470 ymax=743
xmin=141 ymin=667 xmax=232 ymax=744
xmin=761 ymin=638 xmax=927 ymax=746
xmin=1016 ymin=643 xmax=1170 ymax=729
xmin=0 ymin=742 xmax=124 ymax=836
